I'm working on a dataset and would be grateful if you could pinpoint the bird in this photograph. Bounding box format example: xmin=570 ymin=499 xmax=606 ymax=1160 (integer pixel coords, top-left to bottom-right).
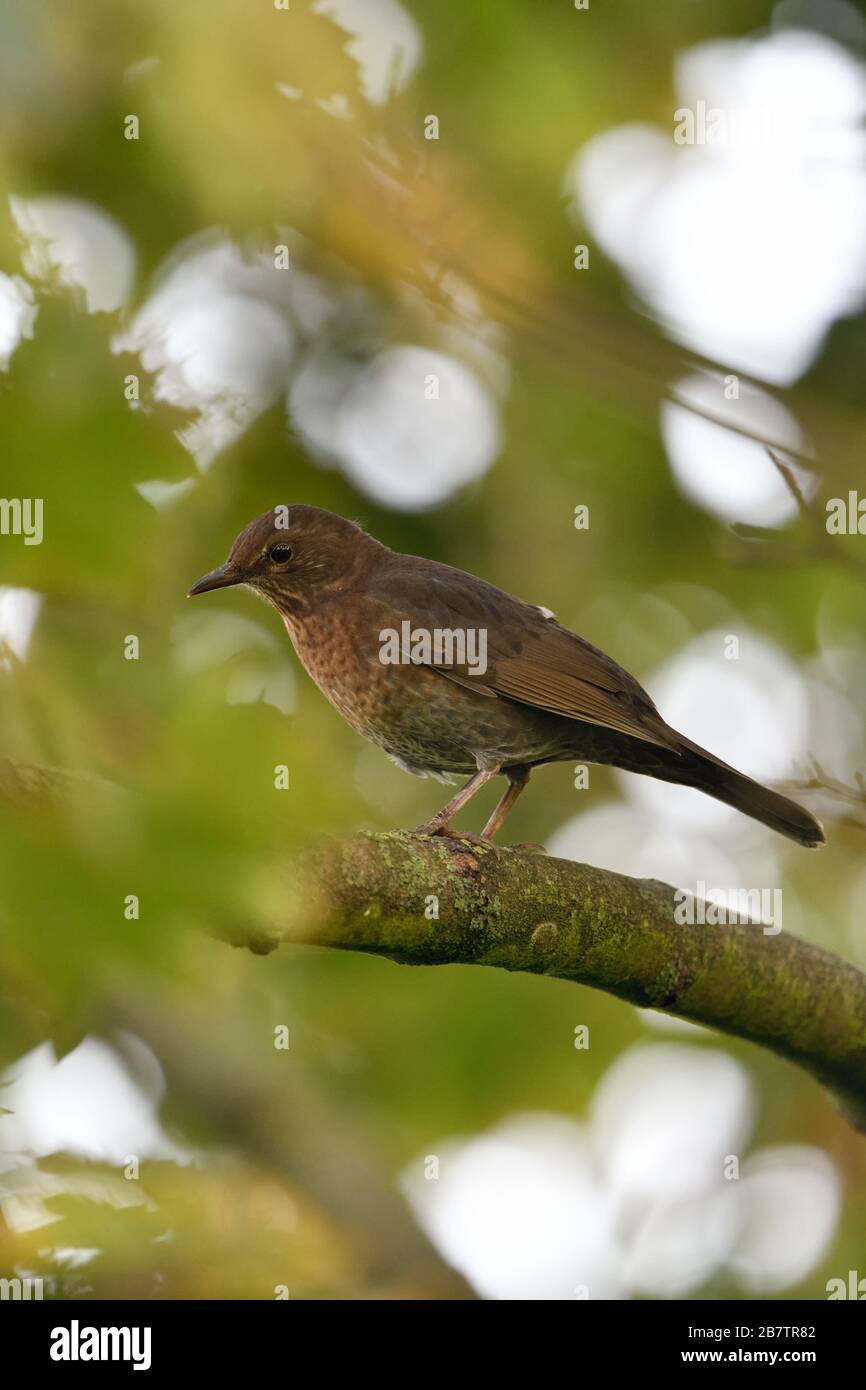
xmin=188 ymin=505 xmax=824 ymax=848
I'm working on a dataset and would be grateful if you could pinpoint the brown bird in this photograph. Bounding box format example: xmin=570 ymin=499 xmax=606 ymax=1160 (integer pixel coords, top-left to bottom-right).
xmin=188 ymin=505 xmax=824 ymax=847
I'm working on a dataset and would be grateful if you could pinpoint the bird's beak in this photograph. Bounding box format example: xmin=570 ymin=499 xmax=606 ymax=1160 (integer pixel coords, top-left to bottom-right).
xmin=187 ymin=564 xmax=243 ymax=597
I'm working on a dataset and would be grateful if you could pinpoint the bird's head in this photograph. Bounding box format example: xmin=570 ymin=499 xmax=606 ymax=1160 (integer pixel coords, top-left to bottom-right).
xmin=188 ymin=505 xmax=381 ymax=616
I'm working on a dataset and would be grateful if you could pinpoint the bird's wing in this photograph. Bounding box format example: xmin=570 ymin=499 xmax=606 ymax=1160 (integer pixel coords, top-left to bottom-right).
xmin=364 ymin=558 xmax=678 ymax=751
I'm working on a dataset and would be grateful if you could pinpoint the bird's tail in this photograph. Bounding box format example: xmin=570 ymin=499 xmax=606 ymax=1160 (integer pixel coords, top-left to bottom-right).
xmin=655 ymin=729 xmax=825 ymax=848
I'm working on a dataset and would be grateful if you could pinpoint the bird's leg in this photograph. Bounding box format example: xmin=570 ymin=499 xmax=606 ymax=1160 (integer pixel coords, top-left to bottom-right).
xmin=413 ymin=767 xmax=496 ymax=836
xmin=481 ymin=765 xmax=531 ymax=840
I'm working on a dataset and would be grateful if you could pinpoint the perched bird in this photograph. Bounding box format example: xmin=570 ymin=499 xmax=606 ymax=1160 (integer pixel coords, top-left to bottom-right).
xmin=188 ymin=505 xmax=824 ymax=847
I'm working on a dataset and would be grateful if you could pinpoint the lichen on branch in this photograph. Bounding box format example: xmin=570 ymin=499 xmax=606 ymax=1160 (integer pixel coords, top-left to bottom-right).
xmin=2 ymin=757 xmax=865 ymax=1133
xmin=241 ymin=829 xmax=866 ymax=1133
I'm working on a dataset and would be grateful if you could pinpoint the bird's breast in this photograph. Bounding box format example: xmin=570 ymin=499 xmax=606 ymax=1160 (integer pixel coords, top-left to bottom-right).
xmin=282 ymin=605 xmax=565 ymax=774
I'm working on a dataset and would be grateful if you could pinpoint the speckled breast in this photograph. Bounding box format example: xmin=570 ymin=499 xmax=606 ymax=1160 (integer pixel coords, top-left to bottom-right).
xmin=283 ymin=602 xmax=566 ymax=776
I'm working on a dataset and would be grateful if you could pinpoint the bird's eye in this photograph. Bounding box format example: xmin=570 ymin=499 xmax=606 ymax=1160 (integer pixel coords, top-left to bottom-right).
xmin=270 ymin=544 xmax=293 ymax=564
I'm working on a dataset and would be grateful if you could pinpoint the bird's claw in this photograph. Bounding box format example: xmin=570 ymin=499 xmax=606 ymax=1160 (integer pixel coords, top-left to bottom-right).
xmin=411 ymin=825 xmax=491 ymax=847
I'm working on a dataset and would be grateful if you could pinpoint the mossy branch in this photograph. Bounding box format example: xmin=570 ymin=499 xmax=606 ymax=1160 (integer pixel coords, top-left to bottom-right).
xmin=2 ymin=758 xmax=864 ymax=1132
xmin=235 ymin=829 xmax=866 ymax=1133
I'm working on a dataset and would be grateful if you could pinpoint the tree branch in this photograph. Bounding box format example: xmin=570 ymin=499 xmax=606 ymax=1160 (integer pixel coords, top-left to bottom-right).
xmin=3 ymin=758 xmax=865 ymax=1133
xmin=231 ymin=830 xmax=866 ymax=1132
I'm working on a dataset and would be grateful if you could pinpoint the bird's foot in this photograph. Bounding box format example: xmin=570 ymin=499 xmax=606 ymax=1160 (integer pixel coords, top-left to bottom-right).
xmin=411 ymin=823 xmax=491 ymax=847
xmin=410 ymin=824 xmax=543 ymax=852
xmin=444 ymin=830 xmax=491 ymax=847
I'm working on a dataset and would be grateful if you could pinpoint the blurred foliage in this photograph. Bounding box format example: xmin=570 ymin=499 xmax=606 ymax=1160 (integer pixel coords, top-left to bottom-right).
xmin=0 ymin=0 xmax=865 ymax=1299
